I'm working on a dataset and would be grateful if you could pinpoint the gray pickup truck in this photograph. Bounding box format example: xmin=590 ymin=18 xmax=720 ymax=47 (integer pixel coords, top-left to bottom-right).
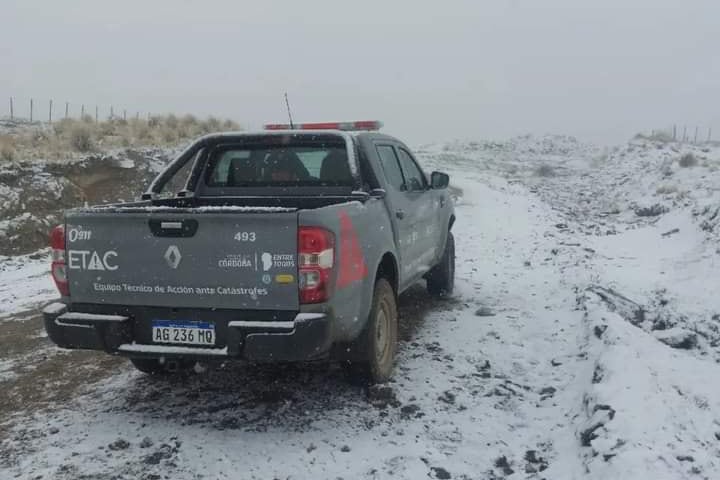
xmin=43 ymin=121 xmax=455 ymax=383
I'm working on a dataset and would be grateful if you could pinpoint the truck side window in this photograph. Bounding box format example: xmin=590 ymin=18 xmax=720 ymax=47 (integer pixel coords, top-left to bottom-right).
xmin=157 ymin=150 xmax=200 ymax=198
xmin=376 ymin=145 xmax=405 ymax=191
xmin=396 ymin=148 xmax=427 ymax=192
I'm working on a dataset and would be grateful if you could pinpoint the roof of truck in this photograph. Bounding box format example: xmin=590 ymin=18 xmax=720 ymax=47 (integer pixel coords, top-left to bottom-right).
xmin=195 ymin=129 xmax=402 ymax=144
xmin=195 ymin=119 xmax=393 ymax=142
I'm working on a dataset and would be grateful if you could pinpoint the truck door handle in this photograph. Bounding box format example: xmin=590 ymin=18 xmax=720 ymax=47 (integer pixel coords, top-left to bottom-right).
xmin=396 ymin=210 xmax=405 ymax=219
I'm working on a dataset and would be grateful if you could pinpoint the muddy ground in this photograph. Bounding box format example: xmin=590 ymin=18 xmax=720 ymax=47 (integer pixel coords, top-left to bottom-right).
xmin=0 ymin=285 xmax=452 ymax=443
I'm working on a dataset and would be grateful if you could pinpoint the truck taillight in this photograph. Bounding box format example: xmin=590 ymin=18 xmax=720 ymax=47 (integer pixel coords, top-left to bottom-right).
xmin=298 ymin=227 xmax=335 ymax=304
xmin=50 ymin=225 xmax=69 ymax=296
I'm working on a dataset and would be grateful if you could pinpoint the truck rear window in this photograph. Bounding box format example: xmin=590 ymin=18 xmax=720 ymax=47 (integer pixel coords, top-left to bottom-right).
xmin=204 ymin=141 xmax=353 ymax=187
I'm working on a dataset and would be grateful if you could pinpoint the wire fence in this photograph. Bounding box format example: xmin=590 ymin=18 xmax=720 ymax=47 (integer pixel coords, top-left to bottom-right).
xmin=647 ymin=125 xmax=714 ymax=144
xmin=5 ymin=95 xmax=154 ymax=124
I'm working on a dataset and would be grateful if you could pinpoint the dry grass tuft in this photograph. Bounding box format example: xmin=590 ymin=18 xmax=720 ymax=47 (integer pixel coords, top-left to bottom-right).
xmin=534 ymin=164 xmax=556 ymax=177
xmin=2 ymin=114 xmax=240 ymax=161
xmin=678 ymin=153 xmax=698 ymax=168
xmin=0 ymin=135 xmax=16 ymax=162
xmin=70 ymin=126 xmax=93 ymax=152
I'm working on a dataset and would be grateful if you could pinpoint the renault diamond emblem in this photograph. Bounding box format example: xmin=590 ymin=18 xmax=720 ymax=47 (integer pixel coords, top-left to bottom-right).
xmin=164 ymin=245 xmax=182 ymax=269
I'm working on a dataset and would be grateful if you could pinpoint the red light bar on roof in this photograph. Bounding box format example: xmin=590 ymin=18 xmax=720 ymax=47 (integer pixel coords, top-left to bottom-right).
xmin=264 ymin=120 xmax=383 ymax=131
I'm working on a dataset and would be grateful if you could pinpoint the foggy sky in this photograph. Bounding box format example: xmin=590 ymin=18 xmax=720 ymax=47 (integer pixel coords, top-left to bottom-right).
xmin=2 ymin=0 xmax=719 ymax=145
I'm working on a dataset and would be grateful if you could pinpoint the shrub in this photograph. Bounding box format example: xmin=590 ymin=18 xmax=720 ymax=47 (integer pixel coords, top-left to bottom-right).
xmin=176 ymin=126 xmax=190 ymax=139
xmin=679 ymin=153 xmax=698 ymax=168
xmin=0 ymin=140 xmax=15 ymax=162
xmin=534 ymin=164 xmax=556 ymax=177
xmin=223 ymin=119 xmax=239 ymax=130
xmin=181 ymin=114 xmax=198 ymax=127
xmin=160 ymin=127 xmax=176 ymax=143
xmin=135 ymin=124 xmax=151 ymax=141
xmin=99 ymin=121 xmax=115 ymax=136
xmin=33 ymin=129 xmax=50 ymax=143
xmin=2 ymin=113 xmax=242 ymax=159
xmin=635 ymin=204 xmax=668 ymax=217
xmin=70 ymin=126 xmax=93 ymax=152
xmin=53 ymin=118 xmax=75 ymax=136
xmin=649 ymin=131 xmax=674 ymax=143
xmin=165 ymin=114 xmax=179 ymax=129
xmin=204 ymin=116 xmax=221 ymax=132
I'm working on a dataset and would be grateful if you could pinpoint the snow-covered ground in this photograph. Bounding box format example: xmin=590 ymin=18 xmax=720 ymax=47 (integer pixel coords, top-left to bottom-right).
xmin=0 ymin=251 xmax=56 ymax=319
xmin=1 ymin=135 xmax=719 ymax=479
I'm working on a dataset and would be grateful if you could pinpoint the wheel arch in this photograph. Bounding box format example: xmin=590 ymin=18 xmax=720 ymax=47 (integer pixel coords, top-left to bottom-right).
xmin=376 ymin=252 xmax=399 ymax=297
xmin=332 ymin=251 xmax=399 ymax=363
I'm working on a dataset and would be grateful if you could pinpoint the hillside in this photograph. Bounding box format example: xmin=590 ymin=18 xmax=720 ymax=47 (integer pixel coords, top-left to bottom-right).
xmin=0 ymin=116 xmax=240 ymax=255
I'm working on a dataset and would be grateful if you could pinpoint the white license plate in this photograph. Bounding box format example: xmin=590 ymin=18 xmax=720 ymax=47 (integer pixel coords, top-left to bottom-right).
xmin=151 ymin=320 xmax=215 ymax=346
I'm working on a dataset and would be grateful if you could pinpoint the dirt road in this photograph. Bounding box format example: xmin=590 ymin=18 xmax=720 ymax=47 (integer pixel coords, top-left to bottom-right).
xmin=1 ymin=171 xmax=596 ymax=480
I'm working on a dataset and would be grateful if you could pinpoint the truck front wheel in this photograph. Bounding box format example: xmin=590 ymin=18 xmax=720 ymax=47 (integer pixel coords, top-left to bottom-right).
xmin=427 ymin=231 xmax=455 ymax=297
xmin=344 ymin=278 xmax=398 ymax=384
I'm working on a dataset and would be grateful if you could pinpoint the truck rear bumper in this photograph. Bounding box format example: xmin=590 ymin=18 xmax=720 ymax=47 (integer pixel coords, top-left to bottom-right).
xmin=43 ymin=303 xmax=333 ymax=363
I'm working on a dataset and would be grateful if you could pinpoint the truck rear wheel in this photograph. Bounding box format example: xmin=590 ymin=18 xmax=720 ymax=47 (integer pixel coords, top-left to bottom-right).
xmin=427 ymin=231 xmax=455 ymax=297
xmin=344 ymin=278 xmax=398 ymax=384
xmin=130 ymin=358 xmax=192 ymax=375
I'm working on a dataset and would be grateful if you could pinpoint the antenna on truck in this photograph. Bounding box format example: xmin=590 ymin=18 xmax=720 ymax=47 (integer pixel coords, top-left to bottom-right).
xmin=284 ymin=92 xmax=295 ymax=129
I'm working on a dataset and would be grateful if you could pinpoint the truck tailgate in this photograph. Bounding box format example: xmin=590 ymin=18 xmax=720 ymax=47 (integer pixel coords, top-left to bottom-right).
xmin=65 ymin=211 xmax=299 ymax=310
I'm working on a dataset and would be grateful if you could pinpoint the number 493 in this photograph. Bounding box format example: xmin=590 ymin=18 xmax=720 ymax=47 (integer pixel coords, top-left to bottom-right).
xmin=234 ymin=232 xmax=256 ymax=242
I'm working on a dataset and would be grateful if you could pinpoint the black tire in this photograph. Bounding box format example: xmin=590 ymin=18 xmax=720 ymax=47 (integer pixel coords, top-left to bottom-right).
xmin=343 ymin=278 xmax=398 ymax=384
xmin=427 ymin=231 xmax=455 ymax=297
xmin=129 ymin=358 xmax=192 ymax=375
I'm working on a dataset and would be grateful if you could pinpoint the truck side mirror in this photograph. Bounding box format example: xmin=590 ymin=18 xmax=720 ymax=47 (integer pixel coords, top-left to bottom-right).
xmin=431 ymin=171 xmax=449 ymax=189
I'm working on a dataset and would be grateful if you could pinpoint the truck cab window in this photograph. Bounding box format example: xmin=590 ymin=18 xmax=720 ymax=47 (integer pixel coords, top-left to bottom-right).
xmin=157 ymin=150 xmax=199 ymax=198
xmin=396 ymin=148 xmax=427 ymax=192
xmin=204 ymin=143 xmax=352 ymax=187
xmin=376 ymin=145 xmax=405 ymax=191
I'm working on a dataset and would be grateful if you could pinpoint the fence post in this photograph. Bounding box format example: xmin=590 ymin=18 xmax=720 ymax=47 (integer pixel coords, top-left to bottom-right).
xmin=136 ymin=112 xmax=139 ymax=121
xmin=81 ymin=104 xmax=85 ymax=119
xmin=30 ymin=98 xmax=33 ymax=122
xmin=694 ymin=126 xmax=698 ymax=144
xmin=110 ymin=105 xmax=114 ymax=120
xmin=682 ymin=125 xmax=687 ymax=142
xmin=123 ymin=109 xmax=126 ymax=121
xmin=9 ymin=97 xmax=13 ymax=120
xmin=95 ymin=106 xmax=98 ymax=123
xmin=709 ymin=128 xmax=713 ymax=143
xmin=49 ymin=99 xmax=53 ymax=123
xmin=65 ymin=102 xmax=69 ymax=119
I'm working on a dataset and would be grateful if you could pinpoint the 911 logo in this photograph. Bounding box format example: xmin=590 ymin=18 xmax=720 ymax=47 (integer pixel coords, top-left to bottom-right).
xmin=67 ymin=227 xmax=92 ymax=242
